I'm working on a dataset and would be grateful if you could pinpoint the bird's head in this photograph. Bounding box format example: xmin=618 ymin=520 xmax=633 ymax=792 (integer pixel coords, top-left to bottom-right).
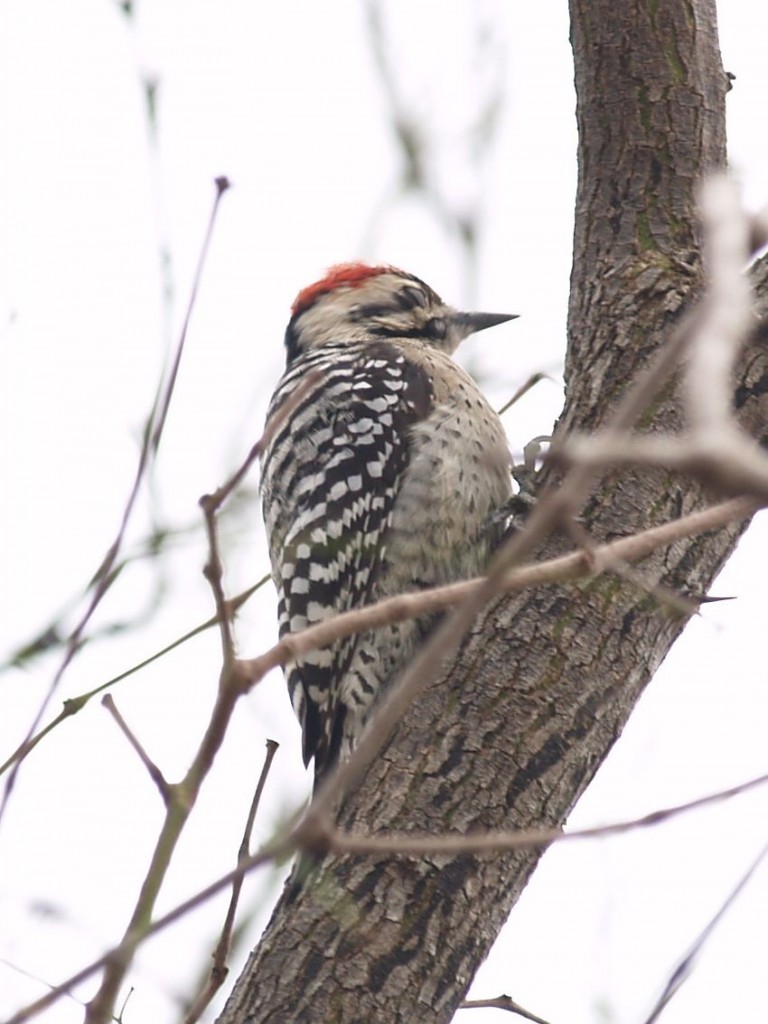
xmin=284 ymin=263 xmax=516 ymax=364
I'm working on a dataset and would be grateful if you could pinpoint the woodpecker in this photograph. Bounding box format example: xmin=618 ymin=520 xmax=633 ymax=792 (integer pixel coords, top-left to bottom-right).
xmin=260 ymin=263 xmax=515 ymax=789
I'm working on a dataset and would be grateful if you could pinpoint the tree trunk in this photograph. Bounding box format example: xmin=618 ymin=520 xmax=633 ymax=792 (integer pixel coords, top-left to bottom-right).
xmin=218 ymin=1 xmax=767 ymax=1021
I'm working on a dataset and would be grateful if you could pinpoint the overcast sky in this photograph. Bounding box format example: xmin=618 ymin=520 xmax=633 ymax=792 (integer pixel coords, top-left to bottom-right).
xmin=2 ymin=2 xmax=768 ymax=1023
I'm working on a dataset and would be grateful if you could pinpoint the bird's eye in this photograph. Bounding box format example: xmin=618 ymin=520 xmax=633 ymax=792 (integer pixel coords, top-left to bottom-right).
xmin=398 ymin=285 xmax=427 ymax=310
xmin=425 ymin=317 xmax=448 ymax=340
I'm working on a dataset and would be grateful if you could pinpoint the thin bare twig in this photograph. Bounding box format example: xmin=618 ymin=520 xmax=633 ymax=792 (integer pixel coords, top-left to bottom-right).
xmin=541 ymin=298 xmax=709 ymax=524
xmin=295 ymin=487 xmax=755 ymax=848
xmin=115 ymin=986 xmax=135 ymax=1024
xmin=319 ymin=766 xmax=768 ymax=858
xmin=688 ymin=178 xmax=753 ymax=434
xmin=200 ymin=502 xmax=236 ymax=667
xmin=199 ymin=369 xmax=323 ymax=666
xmin=83 ymin=659 xmax=248 ymax=1023
xmin=7 ymin=840 xmax=287 ymax=1024
xmin=0 ymin=957 xmax=87 ymax=1010
xmin=150 ymin=176 xmax=231 ymax=450
xmin=14 ymin=182 xmax=768 ymax=1024
xmin=497 ymin=372 xmax=553 ymax=417
xmin=641 ymin=834 xmax=768 ymax=1024
xmin=102 ymin=695 xmax=170 ymax=803
xmin=12 ymin=759 xmax=768 ymax=1022
xmin=0 ymin=576 xmax=268 ymax=781
xmin=182 ymin=739 xmax=279 ymax=1024
xmin=80 ymin=327 xmax=322 ymax=1023
xmin=0 ymin=177 xmax=231 ymax=825
xmin=460 ymin=994 xmax=552 ymax=1024
xmin=79 ymin=181 xmax=247 ymax=1024
xmin=554 ymin=432 xmax=768 ymax=500
xmin=71 ymin=441 xmax=759 ymax=1024
xmin=290 ymin=180 xmax=768 ymax=853
xmin=564 ymin=517 xmax=703 ymax=619
xmin=8 ymin=492 xmax=758 ymax=1022
xmin=552 ymin=182 xmax=768 ymax=500
xmin=203 ymin=369 xmax=323 ymax=514
xmin=240 ymin=496 xmax=758 ymax=691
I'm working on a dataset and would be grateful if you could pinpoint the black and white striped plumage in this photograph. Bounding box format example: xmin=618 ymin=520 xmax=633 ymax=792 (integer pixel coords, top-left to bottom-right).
xmin=260 ymin=264 xmax=515 ymax=787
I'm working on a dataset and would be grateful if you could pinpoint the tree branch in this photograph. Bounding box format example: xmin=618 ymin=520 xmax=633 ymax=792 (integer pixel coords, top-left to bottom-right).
xmin=217 ymin=4 xmax=763 ymax=1022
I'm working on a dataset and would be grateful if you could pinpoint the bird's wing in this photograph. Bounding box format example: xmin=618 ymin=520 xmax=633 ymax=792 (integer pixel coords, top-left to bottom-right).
xmin=260 ymin=342 xmax=433 ymax=775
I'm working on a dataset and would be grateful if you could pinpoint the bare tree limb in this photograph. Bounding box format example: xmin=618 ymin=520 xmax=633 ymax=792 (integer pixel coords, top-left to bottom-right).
xmin=240 ymin=494 xmax=757 ymax=690
xmin=217 ymin=4 xmax=759 ymax=1020
xmin=102 ymin=695 xmax=171 ymax=803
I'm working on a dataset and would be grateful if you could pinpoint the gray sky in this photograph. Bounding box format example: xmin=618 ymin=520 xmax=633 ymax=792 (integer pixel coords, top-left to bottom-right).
xmin=2 ymin=2 xmax=768 ymax=1022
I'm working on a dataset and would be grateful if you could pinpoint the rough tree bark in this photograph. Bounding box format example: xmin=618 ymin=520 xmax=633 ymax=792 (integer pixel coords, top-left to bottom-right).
xmin=219 ymin=1 xmax=768 ymax=1021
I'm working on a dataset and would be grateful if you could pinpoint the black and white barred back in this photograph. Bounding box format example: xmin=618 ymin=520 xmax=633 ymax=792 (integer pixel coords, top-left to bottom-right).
xmin=259 ymin=264 xmax=515 ymax=787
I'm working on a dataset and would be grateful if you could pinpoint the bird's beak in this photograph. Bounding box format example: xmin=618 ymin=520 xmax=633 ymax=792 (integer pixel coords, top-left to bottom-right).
xmin=454 ymin=311 xmax=519 ymax=335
